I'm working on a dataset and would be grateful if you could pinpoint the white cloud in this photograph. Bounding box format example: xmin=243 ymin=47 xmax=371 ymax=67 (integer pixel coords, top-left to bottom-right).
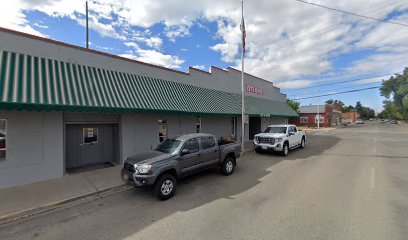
xmin=136 ymin=49 xmax=185 ymax=69
xmin=33 ymin=22 xmax=48 ymax=29
xmin=76 ymin=16 xmax=124 ymax=40
xmin=275 ymin=80 xmax=313 ymax=89
xmin=123 ymin=41 xmax=185 ymax=69
xmin=192 ymin=65 xmax=206 ymax=71
xmin=165 ymin=25 xmax=190 ymax=42
xmin=0 ymin=0 xmax=44 ymax=36
xmin=135 ymin=36 xmax=163 ymax=50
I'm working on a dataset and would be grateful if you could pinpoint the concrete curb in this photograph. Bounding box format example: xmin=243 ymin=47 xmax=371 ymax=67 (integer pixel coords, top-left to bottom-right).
xmin=0 ymin=183 xmax=131 ymax=226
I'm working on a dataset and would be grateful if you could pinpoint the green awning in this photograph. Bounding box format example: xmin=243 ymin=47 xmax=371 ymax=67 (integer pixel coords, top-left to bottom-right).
xmin=245 ymin=96 xmax=298 ymax=117
xmin=0 ymin=50 xmax=297 ymax=117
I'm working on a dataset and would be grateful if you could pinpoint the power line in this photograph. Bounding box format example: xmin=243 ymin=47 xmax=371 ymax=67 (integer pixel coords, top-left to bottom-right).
xmin=292 ymin=86 xmax=380 ymax=100
xmin=287 ymin=81 xmax=382 ymax=97
xmin=283 ymin=73 xmax=395 ymax=92
xmin=294 ymin=0 xmax=408 ymax=27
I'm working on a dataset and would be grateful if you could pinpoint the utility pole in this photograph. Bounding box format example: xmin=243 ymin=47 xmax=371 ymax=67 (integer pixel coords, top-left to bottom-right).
xmin=317 ymin=88 xmax=320 ymax=129
xmin=240 ymin=1 xmax=246 ymax=153
xmin=86 ymin=1 xmax=89 ymax=49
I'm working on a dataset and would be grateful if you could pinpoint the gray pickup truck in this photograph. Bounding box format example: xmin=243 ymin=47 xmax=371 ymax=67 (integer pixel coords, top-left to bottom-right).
xmin=121 ymin=133 xmax=241 ymax=200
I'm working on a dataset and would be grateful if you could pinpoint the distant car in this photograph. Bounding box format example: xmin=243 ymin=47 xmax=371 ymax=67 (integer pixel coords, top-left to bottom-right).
xmin=355 ymin=119 xmax=364 ymax=124
xmin=389 ymin=120 xmax=398 ymax=124
xmin=379 ymin=119 xmax=385 ymax=123
xmin=384 ymin=119 xmax=390 ymax=122
xmin=369 ymin=118 xmax=374 ymax=121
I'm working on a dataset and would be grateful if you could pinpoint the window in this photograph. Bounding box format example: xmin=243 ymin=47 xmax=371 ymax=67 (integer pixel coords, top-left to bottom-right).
xmin=158 ymin=119 xmax=167 ymax=143
xmin=196 ymin=116 xmax=201 ymax=133
xmin=264 ymin=127 xmax=287 ymax=134
xmin=315 ymin=116 xmax=324 ymax=123
xmin=183 ymin=138 xmax=199 ymax=154
xmin=201 ymin=137 xmax=216 ymax=149
xmin=156 ymin=138 xmax=181 ymax=154
xmin=83 ymin=128 xmax=98 ymax=144
xmin=0 ymin=119 xmax=6 ymax=161
xmin=300 ymin=117 xmax=308 ymax=123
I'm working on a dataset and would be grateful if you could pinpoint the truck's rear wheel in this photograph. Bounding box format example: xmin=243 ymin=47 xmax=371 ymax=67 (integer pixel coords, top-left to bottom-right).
xmin=154 ymin=174 xmax=177 ymax=200
xmin=221 ymin=157 xmax=235 ymax=176
xmin=281 ymin=142 xmax=289 ymax=157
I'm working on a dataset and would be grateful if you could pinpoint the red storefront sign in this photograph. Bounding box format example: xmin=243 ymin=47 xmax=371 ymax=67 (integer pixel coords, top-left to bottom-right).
xmin=246 ymin=85 xmax=264 ymax=95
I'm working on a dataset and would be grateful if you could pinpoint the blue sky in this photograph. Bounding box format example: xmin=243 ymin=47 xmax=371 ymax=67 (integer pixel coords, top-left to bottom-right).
xmin=1 ymin=0 xmax=408 ymax=112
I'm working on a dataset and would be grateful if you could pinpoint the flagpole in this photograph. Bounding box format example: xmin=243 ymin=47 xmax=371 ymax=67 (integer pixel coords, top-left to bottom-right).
xmin=86 ymin=1 xmax=89 ymax=49
xmin=240 ymin=0 xmax=245 ymax=154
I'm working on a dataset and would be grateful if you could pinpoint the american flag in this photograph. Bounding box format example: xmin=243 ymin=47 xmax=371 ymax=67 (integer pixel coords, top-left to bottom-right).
xmin=240 ymin=14 xmax=246 ymax=53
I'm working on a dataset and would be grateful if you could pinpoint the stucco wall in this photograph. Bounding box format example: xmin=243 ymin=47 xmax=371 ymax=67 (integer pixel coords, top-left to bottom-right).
xmin=0 ymin=111 xmax=63 ymax=189
xmin=120 ymin=113 xmax=242 ymax=161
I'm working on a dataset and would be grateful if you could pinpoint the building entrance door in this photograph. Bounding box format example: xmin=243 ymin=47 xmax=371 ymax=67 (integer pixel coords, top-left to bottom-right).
xmin=249 ymin=117 xmax=261 ymax=140
xmin=66 ymin=124 xmax=118 ymax=169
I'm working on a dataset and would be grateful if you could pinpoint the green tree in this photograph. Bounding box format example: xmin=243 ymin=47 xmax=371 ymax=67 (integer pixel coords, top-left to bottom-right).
xmin=325 ymin=99 xmax=345 ymax=106
xmin=380 ymin=68 xmax=408 ymax=119
xmin=378 ymin=101 xmax=404 ymax=120
xmin=287 ymin=99 xmax=300 ymax=112
xmin=341 ymin=105 xmax=355 ymax=113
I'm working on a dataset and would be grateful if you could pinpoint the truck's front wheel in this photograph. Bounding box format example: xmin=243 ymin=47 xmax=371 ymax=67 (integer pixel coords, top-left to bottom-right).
xmin=281 ymin=142 xmax=289 ymax=157
xmin=154 ymin=174 xmax=177 ymax=200
xmin=221 ymin=157 xmax=235 ymax=176
xmin=300 ymin=137 xmax=305 ymax=149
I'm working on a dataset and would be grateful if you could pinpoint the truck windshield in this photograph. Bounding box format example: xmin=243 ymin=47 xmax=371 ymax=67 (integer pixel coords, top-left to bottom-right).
xmin=156 ymin=139 xmax=181 ymax=154
xmin=263 ymin=127 xmax=287 ymax=134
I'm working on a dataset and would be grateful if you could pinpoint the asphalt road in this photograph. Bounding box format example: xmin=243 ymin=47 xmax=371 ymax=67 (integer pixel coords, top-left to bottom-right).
xmin=1 ymin=121 xmax=408 ymax=240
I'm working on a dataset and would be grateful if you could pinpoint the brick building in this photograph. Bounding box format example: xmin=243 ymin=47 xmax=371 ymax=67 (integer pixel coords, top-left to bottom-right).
xmin=289 ymin=104 xmax=342 ymax=128
xmin=341 ymin=111 xmax=360 ymax=124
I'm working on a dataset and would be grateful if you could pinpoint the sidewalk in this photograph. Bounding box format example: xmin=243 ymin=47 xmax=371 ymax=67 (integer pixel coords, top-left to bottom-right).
xmin=0 ymin=165 xmax=127 ymax=224
xmin=0 ymin=143 xmax=254 ymax=225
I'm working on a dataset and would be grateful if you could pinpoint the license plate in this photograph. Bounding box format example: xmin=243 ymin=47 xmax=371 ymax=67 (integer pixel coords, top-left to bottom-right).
xmin=262 ymin=146 xmax=267 ymax=150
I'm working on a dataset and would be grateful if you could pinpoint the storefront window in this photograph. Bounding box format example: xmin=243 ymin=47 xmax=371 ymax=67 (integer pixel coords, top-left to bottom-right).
xmin=83 ymin=128 xmax=98 ymax=144
xmin=0 ymin=119 xmax=6 ymax=161
xmin=158 ymin=120 xmax=167 ymax=143
xmin=315 ymin=116 xmax=324 ymax=123
xmin=300 ymin=117 xmax=308 ymax=123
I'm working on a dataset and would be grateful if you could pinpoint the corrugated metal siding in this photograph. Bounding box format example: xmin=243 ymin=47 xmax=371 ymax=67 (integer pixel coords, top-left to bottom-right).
xmin=0 ymin=50 xmax=297 ymax=117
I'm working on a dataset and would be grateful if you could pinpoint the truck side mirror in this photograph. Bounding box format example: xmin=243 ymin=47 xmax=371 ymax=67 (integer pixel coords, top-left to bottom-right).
xmin=289 ymin=132 xmax=295 ymax=136
xmin=181 ymin=148 xmax=189 ymax=156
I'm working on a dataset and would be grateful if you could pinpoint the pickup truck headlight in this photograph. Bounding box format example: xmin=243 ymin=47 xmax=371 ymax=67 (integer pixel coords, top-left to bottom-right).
xmin=275 ymin=138 xmax=283 ymax=143
xmin=136 ymin=164 xmax=152 ymax=174
xmin=255 ymin=136 xmax=259 ymax=142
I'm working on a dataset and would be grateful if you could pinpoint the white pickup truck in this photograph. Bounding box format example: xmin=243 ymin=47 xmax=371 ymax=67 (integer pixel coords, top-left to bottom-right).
xmin=253 ymin=124 xmax=306 ymax=156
